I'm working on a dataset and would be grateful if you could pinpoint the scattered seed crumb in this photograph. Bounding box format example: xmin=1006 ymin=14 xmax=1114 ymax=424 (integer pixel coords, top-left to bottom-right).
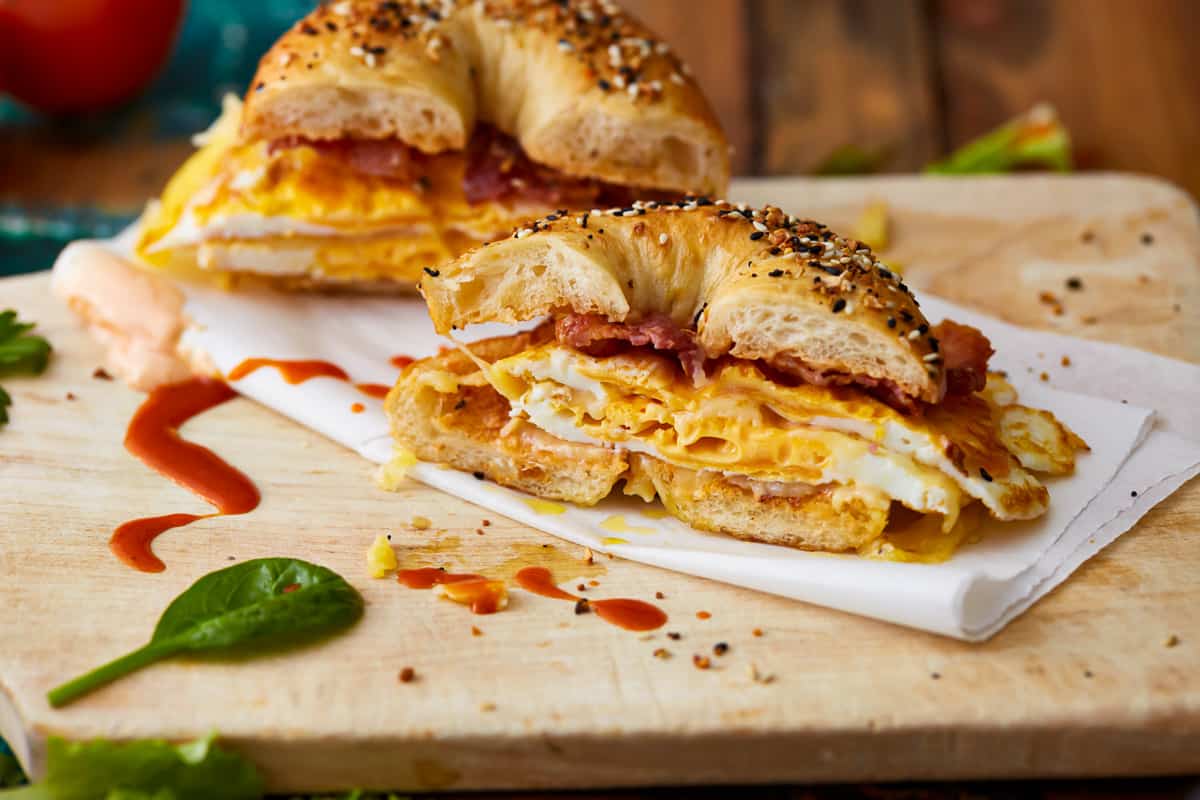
xmin=696 ymin=611 xmax=712 ymax=620
xmin=65 ymin=392 xmax=77 ymax=401
xmin=931 ymin=672 xmax=941 ymax=680
xmin=752 ymin=628 xmax=764 ymax=637
xmin=667 ymin=631 xmax=681 ymax=641
xmin=583 ymin=547 xmax=595 ymax=564
xmin=1140 ymin=232 xmax=1154 ymax=245
xmin=1061 ymin=356 xmax=1071 ymax=367
xmin=1039 ymin=372 xmax=1049 ymax=382
xmin=713 ymin=642 xmax=729 ymax=656
xmin=576 ymin=583 xmax=587 ymax=592
xmin=1065 ymin=276 xmax=1083 ymax=291
xmin=92 ymin=367 xmax=113 ymax=380
xmin=639 ymin=633 xmax=655 ymax=641
xmin=1137 ymin=274 xmax=1151 ymax=285
xmin=227 ymin=556 xmax=236 ymax=561
xmin=693 ymin=654 xmax=711 ymax=670
xmin=574 ymin=599 xmax=590 ymax=615
xmin=1080 ymin=230 xmax=1095 ymax=243
xmin=481 ymin=519 xmax=491 ymax=527
xmin=653 ymin=647 xmax=671 ymax=659
xmin=1131 ymin=490 xmax=1138 ymax=497
xmin=747 ymin=663 xmax=775 ymax=684
xmin=589 ymin=580 xmax=600 ymax=587
xmin=399 ymin=667 xmax=416 ymax=683
xmin=471 ymin=625 xmax=483 ymax=636
xmin=655 ymin=591 xmax=665 ymax=599
xmin=1084 ymin=670 xmax=1094 ymax=678
xmin=411 ymin=516 xmax=431 ymax=530
xmin=480 ymin=702 xmax=497 ymax=712
xmin=475 ymin=528 xmax=484 ymax=535
xmin=1082 ymin=315 xmax=1098 ymax=325
xmin=1165 ymin=634 xmax=1180 ymax=648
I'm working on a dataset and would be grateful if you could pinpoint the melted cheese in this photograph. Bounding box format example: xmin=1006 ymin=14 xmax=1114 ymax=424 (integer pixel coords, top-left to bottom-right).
xmin=487 ymin=344 xmax=1056 ymax=522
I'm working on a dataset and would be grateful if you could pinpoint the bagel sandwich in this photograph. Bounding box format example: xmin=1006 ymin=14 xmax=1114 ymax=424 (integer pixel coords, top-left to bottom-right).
xmin=134 ymin=0 xmax=729 ymax=291
xmin=386 ymin=200 xmax=1090 ymax=558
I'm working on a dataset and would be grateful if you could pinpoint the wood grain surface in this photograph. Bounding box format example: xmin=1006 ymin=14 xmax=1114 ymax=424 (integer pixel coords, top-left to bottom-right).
xmin=1 ymin=175 xmax=1198 ymax=793
xmin=620 ymin=0 xmax=1200 ymax=195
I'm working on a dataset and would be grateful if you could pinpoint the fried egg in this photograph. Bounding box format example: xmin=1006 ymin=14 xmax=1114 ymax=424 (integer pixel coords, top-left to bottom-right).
xmin=484 ymin=344 xmax=1086 ymax=523
xmin=134 ymin=96 xmax=547 ymax=282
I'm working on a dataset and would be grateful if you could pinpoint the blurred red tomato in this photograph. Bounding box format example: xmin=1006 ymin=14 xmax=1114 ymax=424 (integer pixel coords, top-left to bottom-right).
xmin=0 ymin=0 xmax=185 ymax=113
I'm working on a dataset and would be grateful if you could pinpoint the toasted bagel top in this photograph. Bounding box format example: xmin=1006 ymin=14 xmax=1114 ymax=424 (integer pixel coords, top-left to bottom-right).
xmin=419 ymin=199 xmax=944 ymax=403
xmin=241 ymin=0 xmax=729 ymax=195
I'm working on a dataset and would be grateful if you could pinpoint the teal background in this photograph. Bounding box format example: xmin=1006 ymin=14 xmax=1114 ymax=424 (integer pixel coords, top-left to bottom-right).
xmin=0 ymin=0 xmax=317 ymax=277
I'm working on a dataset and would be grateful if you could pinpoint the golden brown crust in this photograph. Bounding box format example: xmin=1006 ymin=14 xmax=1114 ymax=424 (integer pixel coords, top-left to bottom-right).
xmin=420 ymin=200 xmax=943 ymax=402
xmin=385 ymin=328 xmax=629 ymax=503
xmin=241 ymin=0 xmax=729 ymax=194
xmin=628 ymin=455 xmax=891 ymax=552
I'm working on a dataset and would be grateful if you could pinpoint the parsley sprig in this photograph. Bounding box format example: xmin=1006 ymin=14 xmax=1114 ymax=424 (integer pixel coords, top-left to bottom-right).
xmin=0 ymin=309 xmax=53 ymax=426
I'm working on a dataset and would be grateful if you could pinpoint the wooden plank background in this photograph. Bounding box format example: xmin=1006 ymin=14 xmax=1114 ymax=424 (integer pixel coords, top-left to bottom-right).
xmin=625 ymin=0 xmax=1200 ymax=198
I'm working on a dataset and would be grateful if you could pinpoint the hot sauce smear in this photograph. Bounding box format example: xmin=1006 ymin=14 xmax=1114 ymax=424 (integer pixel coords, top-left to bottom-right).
xmin=228 ymin=357 xmax=407 ymax=401
xmin=111 ymin=378 xmax=260 ymax=572
xmin=516 ymin=566 xmax=667 ymax=632
xmin=396 ymin=568 xmax=507 ymax=614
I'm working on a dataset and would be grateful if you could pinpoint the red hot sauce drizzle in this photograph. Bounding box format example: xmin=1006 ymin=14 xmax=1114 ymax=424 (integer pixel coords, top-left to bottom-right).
xmin=354 ymin=383 xmax=391 ymax=399
xmin=396 ymin=568 xmax=506 ymax=614
xmin=228 ymin=357 xmax=407 ymax=401
xmin=111 ymin=378 xmax=260 ymax=573
xmin=516 ymin=566 xmax=668 ymax=632
xmin=227 ymin=357 xmax=348 ymax=384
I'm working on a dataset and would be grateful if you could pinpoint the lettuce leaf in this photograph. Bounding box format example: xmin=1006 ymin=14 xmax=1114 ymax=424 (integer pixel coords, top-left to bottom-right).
xmin=0 ymin=734 xmax=261 ymax=800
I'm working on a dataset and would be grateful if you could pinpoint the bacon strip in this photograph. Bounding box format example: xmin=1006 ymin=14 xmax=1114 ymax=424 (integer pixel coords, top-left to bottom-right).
xmin=462 ymin=125 xmax=648 ymax=207
xmin=267 ymin=136 xmax=427 ymax=182
xmin=269 ymin=125 xmax=663 ymax=207
xmin=932 ymin=320 xmax=994 ymax=396
xmin=554 ymin=313 xmax=994 ymax=413
xmin=555 ymin=313 xmax=708 ymax=384
xmin=764 ymin=353 xmax=923 ymax=413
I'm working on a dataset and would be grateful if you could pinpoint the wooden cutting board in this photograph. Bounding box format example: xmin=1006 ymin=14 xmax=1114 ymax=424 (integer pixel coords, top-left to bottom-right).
xmin=2 ymin=175 xmax=1198 ymax=793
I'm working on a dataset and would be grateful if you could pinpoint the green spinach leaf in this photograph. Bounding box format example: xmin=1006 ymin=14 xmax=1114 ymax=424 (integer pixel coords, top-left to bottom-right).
xmin=0 ymin=734 xmax=261 ymax=800
xmin=0 ymin=310 xmax=53 ymax=426
xmin=48 ymin=559 xmax=363 ymax=708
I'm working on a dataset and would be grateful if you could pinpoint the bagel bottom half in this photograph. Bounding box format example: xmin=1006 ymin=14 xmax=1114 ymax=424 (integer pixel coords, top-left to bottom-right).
xmin=385 ymin=331 xmax=898 ymax=553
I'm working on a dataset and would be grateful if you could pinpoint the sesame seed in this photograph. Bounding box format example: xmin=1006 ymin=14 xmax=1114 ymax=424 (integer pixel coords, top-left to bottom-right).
xmin=980 ymin=468 xmax=993 ymax=482
xmin=907 ymin=330 xmax=921 ymax=340
xmin=923 ymin=353 xmax=940 ymax=362
xmin=832 ymin=298 xmax=847 ymax=313
xmin=658 ymin=233 xmax=669 ymax=245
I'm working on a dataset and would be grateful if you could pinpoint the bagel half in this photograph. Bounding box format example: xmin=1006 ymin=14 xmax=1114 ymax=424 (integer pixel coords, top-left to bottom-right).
xmin=420 ymin=200 xmax=942 ymax=403
xmin=391 ymin=204 xmax=1090 ymax=558
xmin=135 ymin=0 xmax=729 ymax=291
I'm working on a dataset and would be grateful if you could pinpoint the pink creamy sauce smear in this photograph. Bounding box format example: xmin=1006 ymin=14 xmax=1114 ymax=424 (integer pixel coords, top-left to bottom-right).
xmin=51 ymin=242 xmax=196 ymax=391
